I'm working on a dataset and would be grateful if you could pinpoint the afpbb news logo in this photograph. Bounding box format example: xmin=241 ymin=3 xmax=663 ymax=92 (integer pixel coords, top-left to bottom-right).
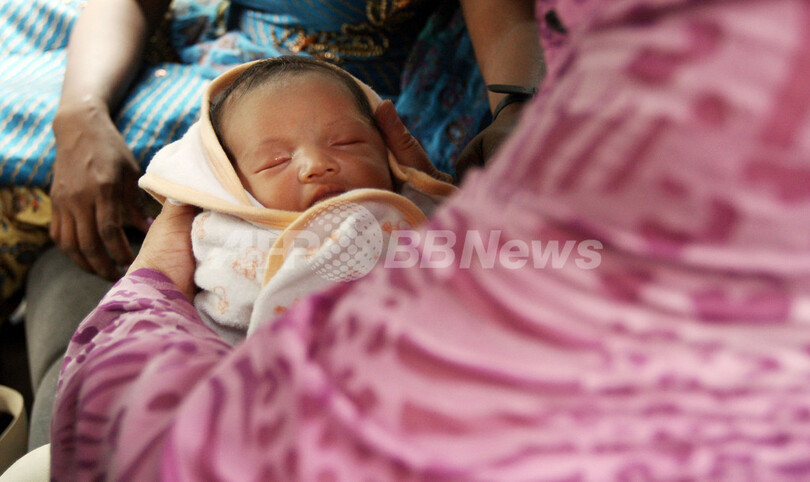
xmin=382 ymin=230 xmax=603 ymax=270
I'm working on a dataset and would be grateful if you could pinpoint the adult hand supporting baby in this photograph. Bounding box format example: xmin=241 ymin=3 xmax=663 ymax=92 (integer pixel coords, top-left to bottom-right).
xmin=126 ymin=202 xmax=199 ymax=301
xmin=455 ymin=102 xmax=524 ymax=180
xmin=375 ymin=99 xmax=455 ymax=184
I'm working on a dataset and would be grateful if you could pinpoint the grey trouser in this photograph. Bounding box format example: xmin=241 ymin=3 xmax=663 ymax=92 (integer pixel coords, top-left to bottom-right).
xmin=24 ymin=247 xmax=115 ymax=450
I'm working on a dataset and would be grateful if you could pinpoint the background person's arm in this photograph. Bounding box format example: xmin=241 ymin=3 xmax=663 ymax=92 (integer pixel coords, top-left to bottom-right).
xmin=50 ymin=0 xmax=171 ymax=280
xmin=455 ymin=0 xmax=545 ymax=179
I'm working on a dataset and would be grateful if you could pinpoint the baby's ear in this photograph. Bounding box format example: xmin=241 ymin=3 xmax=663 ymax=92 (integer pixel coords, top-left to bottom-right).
xmin=375 ymin=100 xmax=452 ymax=184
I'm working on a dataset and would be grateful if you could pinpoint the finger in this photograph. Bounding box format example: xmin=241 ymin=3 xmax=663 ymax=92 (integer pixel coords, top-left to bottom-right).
xmin=128 ymin=203 xmax=151 ymax=233
xmin=455 ymin=134 xmax=485 ymax=183
xmin=125 ymin=185 xmax=151 ymax=233
xmin=375 ymin=100 xmax=453 ymax=183
xmin=375 ymin=99 xmax=431 ymax=170
xmin=74 ymin=206 xmax=117 ymax=280
xmin=51 ymin=199 xmax=91 ymax=272
xmin=57 ymin=212 xmax=96 ymax=275
xmin=432 ymin=169 xmax=455 ymax=185
xmin=49 ymin=205 xmax=61 ymax=242
xmin=96 ymin=196 xmax=135 ymax=268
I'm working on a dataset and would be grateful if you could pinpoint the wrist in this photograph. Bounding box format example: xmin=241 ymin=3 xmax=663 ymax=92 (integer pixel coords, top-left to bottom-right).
xmin=53 ymin=95 xmax=111 ymax=134
xmin=490 ymin=101 xmax=525 ymax=125
xmin=488 ymin=84 xmax=537 ymax=122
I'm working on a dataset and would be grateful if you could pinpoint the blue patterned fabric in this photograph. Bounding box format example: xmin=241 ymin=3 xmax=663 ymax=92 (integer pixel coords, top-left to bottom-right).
xmin=0 ymin=0 xmax=77 ymax=187
xmin=0 ymin=0 xmax=488 ymax=187
xmin=174 ymin=0 xmax=437 ymax=97
xmin=0 ymin=0 xmax=208 ymax=187
xmin=396 ymin=3 xmax=491 ymax=175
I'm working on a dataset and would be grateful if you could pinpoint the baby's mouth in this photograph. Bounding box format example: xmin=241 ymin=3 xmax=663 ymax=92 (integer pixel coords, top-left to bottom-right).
xmin=310 ymin=187 xmax=346 ymax=207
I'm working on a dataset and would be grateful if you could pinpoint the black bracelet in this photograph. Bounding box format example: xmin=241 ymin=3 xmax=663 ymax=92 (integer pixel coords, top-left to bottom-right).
xmin=488 ymin=84 xmax=538 ymax=121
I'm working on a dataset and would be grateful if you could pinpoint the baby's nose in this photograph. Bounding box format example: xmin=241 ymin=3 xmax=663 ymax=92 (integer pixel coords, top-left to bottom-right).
xmin=299 ymin=149 xmax=339 ymax=180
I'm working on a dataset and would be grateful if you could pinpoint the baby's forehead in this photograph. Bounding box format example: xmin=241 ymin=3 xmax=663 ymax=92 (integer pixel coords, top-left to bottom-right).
xmin=219 ymin=67 xmax=381 ymax=144
xmin=268 ymin=70 xmax=373 ymax=111
xmin=257 ymin=70 xmax=357 ymax=97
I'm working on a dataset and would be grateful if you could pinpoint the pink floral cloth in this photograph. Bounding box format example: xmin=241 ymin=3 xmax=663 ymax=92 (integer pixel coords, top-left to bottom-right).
xmin=52 ymin=0 xmax=810 ymax=480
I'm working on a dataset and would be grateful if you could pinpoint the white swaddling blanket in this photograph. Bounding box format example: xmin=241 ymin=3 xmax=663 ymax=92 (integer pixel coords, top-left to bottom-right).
xmin=192 ymin=187 xmax=442 ymax=343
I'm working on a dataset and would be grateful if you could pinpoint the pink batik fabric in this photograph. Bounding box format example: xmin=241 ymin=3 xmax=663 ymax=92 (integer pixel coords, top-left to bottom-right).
xmin=52 ymin=0 xmax=810 ymax=480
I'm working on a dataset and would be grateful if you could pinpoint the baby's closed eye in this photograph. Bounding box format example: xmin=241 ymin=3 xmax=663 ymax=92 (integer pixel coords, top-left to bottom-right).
xmin=256 ymin=154 xmax=291 ymax=173
xmin=331 ymin=139 xmax=365 ymax=147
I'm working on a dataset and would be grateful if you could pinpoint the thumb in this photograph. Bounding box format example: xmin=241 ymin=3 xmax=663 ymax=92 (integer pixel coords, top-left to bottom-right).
xmin=127 ymin=201 xmax=199 ymax=300
xmin=375 ymin=99 xmax=431 ymax=171
xmin=157 ymin=201 xmax=198 ymax=232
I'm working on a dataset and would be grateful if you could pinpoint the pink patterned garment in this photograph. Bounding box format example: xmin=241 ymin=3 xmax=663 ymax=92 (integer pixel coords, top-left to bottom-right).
xmin=52 ymin=0 xmax=810 ymax=480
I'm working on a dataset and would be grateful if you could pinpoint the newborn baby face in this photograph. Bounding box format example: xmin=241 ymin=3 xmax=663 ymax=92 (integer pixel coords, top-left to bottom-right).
xmin=221 ymin=72 xmax=393 ymax=211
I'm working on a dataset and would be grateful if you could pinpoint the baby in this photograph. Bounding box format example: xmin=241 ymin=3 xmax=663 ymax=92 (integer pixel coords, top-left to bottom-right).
xmin=141 ymin=56 xmax=455 ymax=343
xmin=209 ymin=56 xmax=395 ymax=212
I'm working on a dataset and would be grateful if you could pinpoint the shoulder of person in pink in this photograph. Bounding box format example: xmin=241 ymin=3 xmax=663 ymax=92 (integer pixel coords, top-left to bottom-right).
xmin=50 ymin=1 xmax=810 ymax=480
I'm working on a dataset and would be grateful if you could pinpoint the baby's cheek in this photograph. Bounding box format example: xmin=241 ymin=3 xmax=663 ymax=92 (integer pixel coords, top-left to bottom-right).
xmin=368 ymin=154 xmax=395 ymax=190
xmin=367 ymin=164 xmax=394 ymax=191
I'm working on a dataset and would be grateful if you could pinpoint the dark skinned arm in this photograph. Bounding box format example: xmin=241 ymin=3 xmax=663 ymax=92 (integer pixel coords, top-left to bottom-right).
xmin=50 ymin=0 xmax=170 ymax=280
xmin=455 ymin=0 xmax=545 ymax=181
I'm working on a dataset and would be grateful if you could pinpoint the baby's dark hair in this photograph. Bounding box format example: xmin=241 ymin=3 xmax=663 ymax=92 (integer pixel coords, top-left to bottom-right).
xmin=209 ymin=56 xmax=379 ymax=161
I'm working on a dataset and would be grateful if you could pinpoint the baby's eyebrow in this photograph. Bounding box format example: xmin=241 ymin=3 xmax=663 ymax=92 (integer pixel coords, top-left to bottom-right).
xmin=323 ymin=116 xmax=372 ymax=129
xmin=256 ymin=136 xmax=287 ymax=147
